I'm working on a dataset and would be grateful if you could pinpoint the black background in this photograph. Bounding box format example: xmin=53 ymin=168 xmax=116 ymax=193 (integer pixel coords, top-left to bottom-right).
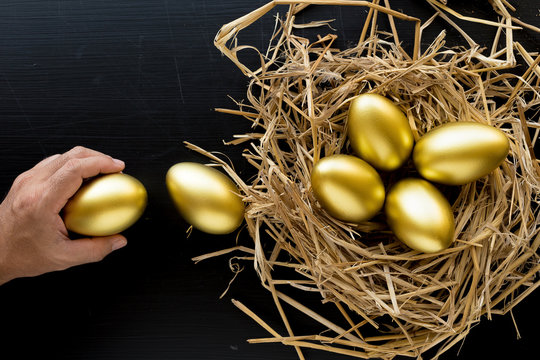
xmin=0 ymin=1 xmax=539 ymax=359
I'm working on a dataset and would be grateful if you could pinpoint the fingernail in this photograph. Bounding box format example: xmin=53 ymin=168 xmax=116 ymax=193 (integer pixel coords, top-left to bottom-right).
xmin=113 ymin=158 xmax=125 ymax=167
xmin=112 ymin=237 xmax=127 ymax=251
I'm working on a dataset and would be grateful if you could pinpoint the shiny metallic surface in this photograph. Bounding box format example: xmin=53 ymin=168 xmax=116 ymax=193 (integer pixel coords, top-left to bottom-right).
xmin=311 ymin=154 xmax=385 ymax=223
xmin=63 ymin=173 xmax=147 ymax=236
xmin=413 ymin=122 xmax=510 ymax=185
xmin=347 ymin=93 xmax=414 ymax=171
xmin=166 ymin=162 xmax=245 ymax=234
xmin=385 ymin=178 xmax=455 ymax=253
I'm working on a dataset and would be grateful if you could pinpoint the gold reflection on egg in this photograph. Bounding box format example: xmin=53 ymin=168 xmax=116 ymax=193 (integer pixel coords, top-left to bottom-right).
xmin=385 ymin=178 xmax=455 ymax=253
xmin=413 ymin=122 xmax=510 ymax=185
xmin=347 ymin=93 xmax=414 ymax=171
xmin=166 ymin=162 xmax=245 ymax=235
xmin=63 ymin=173 xmax=147 ymax=237
xmin=311 ymin=154 xmax=385 ymax=223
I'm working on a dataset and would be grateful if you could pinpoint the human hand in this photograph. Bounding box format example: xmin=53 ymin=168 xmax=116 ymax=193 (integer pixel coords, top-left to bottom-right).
xmin=0 ymin=146 xmax=127 ymax=285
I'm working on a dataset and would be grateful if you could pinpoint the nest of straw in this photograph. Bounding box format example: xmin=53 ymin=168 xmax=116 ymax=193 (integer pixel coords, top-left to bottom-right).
xmin=191 ymin=1 xmax=540 ymax=358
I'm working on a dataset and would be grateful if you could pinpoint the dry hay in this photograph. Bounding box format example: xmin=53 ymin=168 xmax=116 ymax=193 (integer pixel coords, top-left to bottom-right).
xmin=190 ymin=1 xmax=540 ymax=359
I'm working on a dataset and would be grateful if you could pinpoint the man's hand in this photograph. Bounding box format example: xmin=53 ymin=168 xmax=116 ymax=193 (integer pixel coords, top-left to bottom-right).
xmin=0 ymin=146 xmax=127 ymax=285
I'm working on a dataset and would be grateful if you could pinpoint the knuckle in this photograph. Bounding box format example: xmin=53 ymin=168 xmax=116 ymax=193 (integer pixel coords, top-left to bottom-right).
xmin=67 ymin=241 xmax=109 ymax=265
xmin=63 ymin=158 xmax=82 ymax=175
xmin=46 ymin=154 xmax=62 ymax=163
xmin=85 ymin=245 xmax=107 ymax=263
xmin=66 ymin=146 xmax=90 ymax=159
xmin=69 ymin=145 xmax=90 ymax=156
xmin=13 ymin=171 xmax=33 ymax=188
xmin=35 ymin=154 xmax=62 ymax=171
xmin=94 ymin=251 xmax=108 ymax=263
xmin=11 ymin=191 xmax=40 ymax=214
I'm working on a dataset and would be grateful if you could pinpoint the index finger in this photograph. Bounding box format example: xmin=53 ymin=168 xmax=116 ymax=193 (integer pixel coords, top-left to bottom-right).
xmin=45 ymin=155 xmax=126 ymax=213
xmin=34 ymin=146 xmax=117 ymax=179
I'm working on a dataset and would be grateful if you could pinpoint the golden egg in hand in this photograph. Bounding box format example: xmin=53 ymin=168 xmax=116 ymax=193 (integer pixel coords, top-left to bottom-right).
xmin=311 ymin=154 xmax=385 ymax=223
xmin=347 ymin=93 xmax=414 ymax=171
xmin=385 ymin=178 xmax=455 ymax=253
xmin=413 ymin=122 xmax=509 ymax=185
xmin=166 ymin=162 xmax=245 ymax=235
xmin=63 ymin=173 xmax=147 ymax=237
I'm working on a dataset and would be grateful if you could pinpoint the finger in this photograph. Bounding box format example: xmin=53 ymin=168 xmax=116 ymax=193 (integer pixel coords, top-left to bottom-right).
xmin=11 ymin=154 xmax=62 ymax=186
xmin=45 ymin=155 xmax=125 ymax=212
xmin=33 ymin=154 xmax=62 ymax=171
xmin=61 ymin=235 xmax=127 ymax=267
xmin=37 ymin=146 xmax=120 ymax=179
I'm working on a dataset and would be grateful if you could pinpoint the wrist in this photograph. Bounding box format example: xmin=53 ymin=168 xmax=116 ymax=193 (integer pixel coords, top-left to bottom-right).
xmin=0 ymin=246 xmax=11 ymax=286
xmin=0 ymin=205 xmax=15 ymax=285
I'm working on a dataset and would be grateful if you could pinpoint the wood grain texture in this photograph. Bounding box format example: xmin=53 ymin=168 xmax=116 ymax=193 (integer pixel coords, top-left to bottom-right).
xmin=0 ymin=1 xmax=538 ymax=359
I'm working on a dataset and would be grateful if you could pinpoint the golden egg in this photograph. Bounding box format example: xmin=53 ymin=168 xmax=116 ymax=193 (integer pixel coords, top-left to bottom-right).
xmin=63 ymin=173 xmax=147 ymax=237
xmin=385 ymin=178 xmax=455 ymax=253
xmin=413 ymin=122 xmax=510 ymax=185
xmin=311 ymin=154 xmax=385 ymax=223
xmin=166 ymin=162 xmax=245 ymax=234
xmin=347 ymin=93 xmax=414 ymax=171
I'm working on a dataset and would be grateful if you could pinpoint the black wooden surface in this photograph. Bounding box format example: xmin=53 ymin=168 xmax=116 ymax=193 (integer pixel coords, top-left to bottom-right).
xmin=0 ymin=1 xmax=538 ymax=359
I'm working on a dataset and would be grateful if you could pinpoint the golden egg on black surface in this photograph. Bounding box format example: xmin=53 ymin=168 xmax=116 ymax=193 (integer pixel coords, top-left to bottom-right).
xmin=413 ymin=122 xmax=510 ymax=185
xmin=311 ymin=154 xmax=385 ymax=223
xmin=166 ymin=162 xmax=245 ymax=235
xmin=63 ymin=173 xmax=147 ymax=237
xmin=385 ymin=178 xmax=455 ymax=253
xmin=347 ymin=93 xmax=414 ymax=171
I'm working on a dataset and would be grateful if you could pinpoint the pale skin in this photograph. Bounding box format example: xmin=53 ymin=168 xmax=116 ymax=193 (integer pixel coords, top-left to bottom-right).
xmin=0 ymin=146 xmax=128 ymax=285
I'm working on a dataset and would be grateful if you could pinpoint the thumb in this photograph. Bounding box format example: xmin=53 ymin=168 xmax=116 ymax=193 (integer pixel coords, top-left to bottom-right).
xmin=64 ymin=235 xmax=127 ymax=266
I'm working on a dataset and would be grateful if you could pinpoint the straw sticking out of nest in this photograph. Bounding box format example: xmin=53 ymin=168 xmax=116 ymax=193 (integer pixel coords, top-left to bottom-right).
xmin=189 ymin=1 xmax=540 ymax=358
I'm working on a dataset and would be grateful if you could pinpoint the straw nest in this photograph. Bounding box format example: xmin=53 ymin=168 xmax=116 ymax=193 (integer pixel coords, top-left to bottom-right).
xmin=191 ymin=1 xmax=540 ymax=359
